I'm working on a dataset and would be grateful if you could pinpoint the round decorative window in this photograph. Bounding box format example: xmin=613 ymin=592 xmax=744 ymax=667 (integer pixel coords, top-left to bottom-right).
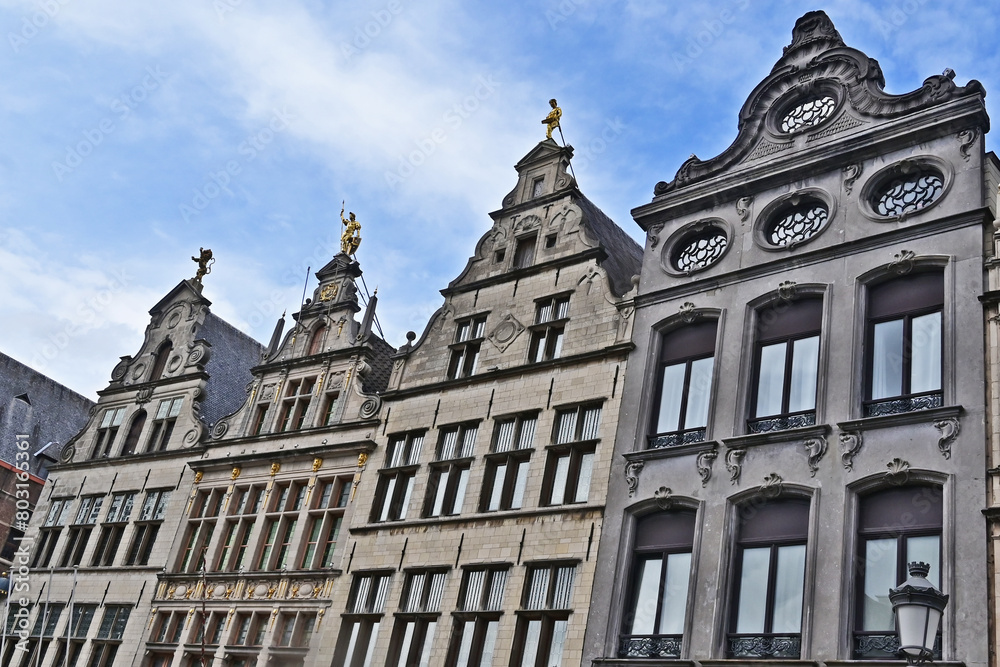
xmin=672 ymin=227 xmax=729 ymax=273
xmin=766 ymin=201 xmax=829 ymax=247
xmin=779 ymin=96 xmax=836 ymax=133
xmin=872 ymin=170 xmax=944 ymax=217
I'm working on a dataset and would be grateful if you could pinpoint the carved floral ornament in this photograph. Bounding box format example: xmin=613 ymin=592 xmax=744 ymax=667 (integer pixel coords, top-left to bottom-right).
xmin=697 ymin=446 xmax=718 ymax=487
xmin=624 ymin=461 xmax=644 ymax=497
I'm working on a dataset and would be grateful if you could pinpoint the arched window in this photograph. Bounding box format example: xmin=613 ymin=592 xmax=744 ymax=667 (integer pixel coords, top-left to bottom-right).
xmin=150 ymin=340 xmax=173 ymax=382
xmin=728 ymin=498 xmax=810 ymax=659
xmin=619 ymin=510 xmax=696 ymax=658
xmin=854 ymin=485 xmax=942 ymax=659
xmin=308 ymin=324 xmax=328 ymax=356
xmin=649 ymin=320 xmax=717 ymax=448
xmin=120 ymin=410 xmax=147 ymax=456
xmin=864 ymin=272 xmax=943 ymax=417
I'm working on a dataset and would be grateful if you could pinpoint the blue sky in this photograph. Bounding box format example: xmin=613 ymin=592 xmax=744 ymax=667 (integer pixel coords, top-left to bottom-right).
xmin=2 ymin=0 xmax=998 ymax=398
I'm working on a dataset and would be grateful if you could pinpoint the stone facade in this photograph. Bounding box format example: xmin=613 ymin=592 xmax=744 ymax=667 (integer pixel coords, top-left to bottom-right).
xmin=3 ymin=279 xmax=264 ymax=667
xmin=583 ymin=11 xmax=992 ymax=667
xmin=332 ymin=140 xmax=641 ymax=666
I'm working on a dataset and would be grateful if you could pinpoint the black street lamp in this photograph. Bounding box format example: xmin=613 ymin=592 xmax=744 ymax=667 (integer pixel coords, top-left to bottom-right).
xmin=889 ymin=562 xmax=948 ymax=665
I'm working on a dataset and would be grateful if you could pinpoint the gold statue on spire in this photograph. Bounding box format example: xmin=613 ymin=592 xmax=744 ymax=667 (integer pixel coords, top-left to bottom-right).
xmin=340 ymin=202 xmax=362 ymax=255
xmin=192 ymin=247 xmax=214 ymax=284
xmin=542 ymin=98 xmax=562 ymax=140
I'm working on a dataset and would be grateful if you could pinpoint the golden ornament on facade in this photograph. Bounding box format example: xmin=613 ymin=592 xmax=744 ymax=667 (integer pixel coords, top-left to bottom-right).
xmin=542 ymin=99 xmax=562 ymax=140
xmin=270 ymin=462 xmax=281 ymax=476
xmin=231 ymin=467 xmax=241 ymax=480
xmin=340 ymin=202 xmax=362 ymax=255
xmin=312 ymin=457 xmax=323 ymax=472
xmin=357 ymin=452 xmax=368 ymax=467
xmin=192 ymin=247 xmax=214 ymax=284
xmin=193 ymin=471 xmax=203 ymax=484
xmin=319 ymin=283 xmax=339 ymax=301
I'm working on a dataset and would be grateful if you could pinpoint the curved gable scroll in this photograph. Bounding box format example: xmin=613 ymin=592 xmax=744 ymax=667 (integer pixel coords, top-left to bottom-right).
xmin=653 ymin=11 xmax=985 ymax=198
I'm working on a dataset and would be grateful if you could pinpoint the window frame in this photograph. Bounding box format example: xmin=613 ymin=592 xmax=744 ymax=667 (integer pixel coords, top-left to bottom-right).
xmin=746 ymin=295 xmax=824 ymax=434
xmin=862 ymin=271 xmax=945 ymax=418
xmin=479 ymin=413 xmax=538 ymax=512
xmin=371 ymin=432 xmax=425 ymax=522
xmin=726 ymin=496 xmax=812 ymax=660
xmin=648 ymin=319 xmax=719 ymax=449
xmin=510 ymin=561 xmax=578 ymax=667
xmin=528 ymin=295 xmax=570 ymax=363
xmin=448 ymin=315 xmax=487 ymax=380
xmin=542 ymin=403 xmax=602 ymax=506
xmin=145 ymin=397 xmax=183 ymax=452
xmin=446 ymin=565 xmax=510 ymax=667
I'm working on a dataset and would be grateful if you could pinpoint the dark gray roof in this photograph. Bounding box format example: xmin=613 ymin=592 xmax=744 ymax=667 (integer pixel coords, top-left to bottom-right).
xmin=0 ymin=351 xmax=93 ymax=477
xmin=576 ymin=194 xmax=643 ymax=296
xmin=361 ymin=334 xmax=396 ymax=395
xmin=198 ymin=313 xmax=265 ymax=427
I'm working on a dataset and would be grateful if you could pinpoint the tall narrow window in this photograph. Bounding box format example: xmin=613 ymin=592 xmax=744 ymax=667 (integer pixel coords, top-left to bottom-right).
xmin=543 ymin=404 xmax=601 ymax=505
xmin=51 ymin=603 xmax=96 ymax=667
xmin=119 ymin=409 xmax=146 ymax=456
xmin=91 ymin=406 xmax=127 ymax=459
xmin=146 ymin=397 xmax=183 ymax=452
xmin=216 ymin=484 xmax=263 ymax=571
xmin=91 ymin=491 xmax=136 ymax=567
xmin=650 ymin=320 xmax=717 ymax=448
xmin=513 ymin=234 xmax=537 ymax=269
xmin=33 ymin=497 xmax=73 ymax=567
xmin=276 ymin=377 xmax=316 ymax=431
xmin=176 ymin=488 xmax=222 ymax=572
xmin=749 ymin=297 xmax=822 ymax=433
xmin=387 ymin=570 xmax=448 ymax=666
xmin=257 ymin=481 xmax=305 ymax=571
xmin=320 ymin=389 xmax=341 ymax=426
xmin=88 ymin=605 xmax=131 ymax=667
xmin=425 ymin=423 xmax=478 ymax=518
xmin=854 ymin=485 xmax=942 ymax=659
xmin=510 ymin=563 xmax=576 ymax=667
xmin=334 ymin=572 xmax=393 ymax=667
xmin=308 ymin=324 xmax=328 ymax=356
xmin=728 ymin=498 xmax=809 ymax=659
xmin=529 ymin=296 xmax=569 ymax=363
xmin=480 ymin=414 xmax=537 ymax=512
xmin=620 ymin=510 xmax=695 ymax=658
xmin=446 ymin=566 xmax=509 ymax=667
xmin=150 ymin=340 xmax=172 ymax=381
xmin=125 ymin=489 xmax=171 ymax=565
xmin=59 ymin=495 xmax=103 ymax=567
xmin=448 ymin=316 xmax=486 ymax=379
xmin=865 ymin=272 xmax=944 ymax=417
xmin=301 ymin=477 xmax=351 ymax=569
xmin=371 ymin=432 xmax=424 ymax=522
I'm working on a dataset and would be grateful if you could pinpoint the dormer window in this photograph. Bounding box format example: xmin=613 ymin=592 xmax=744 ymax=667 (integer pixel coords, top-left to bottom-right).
xmin=513 ymin=234 xmax=537 ymax=269
xmin=91 ymin=407 xmax=126 ymax=459
xmin=150 ymin=340 xmax=172 ymax=381
xmin=532 ymin=177 xmax=545 ymax=198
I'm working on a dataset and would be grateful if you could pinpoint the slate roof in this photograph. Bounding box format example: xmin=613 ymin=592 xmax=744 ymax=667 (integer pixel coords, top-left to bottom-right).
xmin=198 ymin=313 xmax=265 ymax=427
xmin=576 ymin=193 xmax=643 ymax=297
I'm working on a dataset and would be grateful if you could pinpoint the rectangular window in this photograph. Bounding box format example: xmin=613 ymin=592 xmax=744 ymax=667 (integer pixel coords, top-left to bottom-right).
xmin=276 ymin=377 xmax=316 ymax=432
xmin=620 ymin=511 xmax=696 ymax=658
xmin=865 ymin=272 xmax=944 ymax=417
xmin=650 ymin=320 xmax=717 ymax=448
xmin=510 ymin=563 xmax=576 ymax=667
xmin=60 ymin=495 xmax=104 ymax=567
xmin=91 ymin=406 xmax=126 ymax=459
xmin=250 ymin=403 xmax=270 ymax=435
xmin=301 ymin=477 xmax=351 ymax=569
xmin=529 ymin=296 xmax=569 ymax=363
xmin=145 ymin=397 xmax=183 ymax=452
xmin=272 ymin=612 xmax=316 ymax=648
xmin=544 ymin=405 xmax=601 ymax=505
xmin=334 ymin=572 xmax=393 ymax=667
xmin=387 ymin=570 xmax=448 ymax=667
xmin=728 ymin=499 xmax=809 ymax=659
xmin=855 ymin=485 xmax=943 ymax=659
xmin=51 ymin=603 xmax=97 ymax=667
xmin=513 ymin=234 xmax=537 ymax=269
xmin=448 ymin=316 xmax=487 ymax=379
xmin=88 ymin=605 xmax=131 ymax=667
xmin=371 ymin=432 xmax=424 ymax=522
xmin=425 ymin=424 xmax=478 ymax=518
xmin=33 ymin=497 xmax=73 ymax=567
xmin=321 ymin=389 xmax=342 ymax=426
xmin=125 ymin=489 xmax=171 ymax=565
xmin=90 ymin=491 xmax=136 ymax=567
xmin=446 ymin=566 xmax=509 ymax=667
xmin=748 ymin=297 xmax=822 ymax=434
xmin=480 ymin=415 xmax=536 ymax=512
xmin=176 ymin=488 xmax=222 ymax=572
